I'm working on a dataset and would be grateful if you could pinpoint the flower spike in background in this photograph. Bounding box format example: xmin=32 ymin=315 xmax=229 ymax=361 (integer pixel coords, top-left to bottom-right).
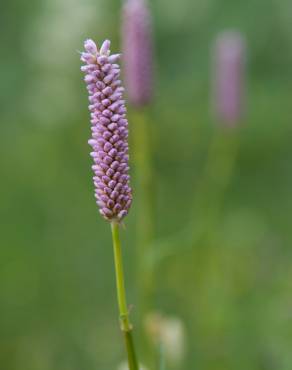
xmin=81 ymin=39 xmax=138 ymax=370
xmin=122 ymin=0 xmax=153 ymax=107
xmin=212 ymin=30 xmax=246 ymax=126
xmin=81 ymin=39 xmax=132 ymax=222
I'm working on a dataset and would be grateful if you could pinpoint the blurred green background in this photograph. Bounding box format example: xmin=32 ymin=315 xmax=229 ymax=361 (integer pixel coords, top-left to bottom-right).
xmin=1 ymin=0 xmax=292 ymax=369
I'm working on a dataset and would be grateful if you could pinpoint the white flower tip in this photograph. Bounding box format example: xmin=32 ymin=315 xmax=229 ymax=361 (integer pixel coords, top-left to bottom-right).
xmin=84 ymin=39 xmax=97 ymax=54
xmin=144 ymin=312 xmax=186 ymax=365
xmin=100 ymin=39 xmax=111 ymax=56
xmin=117 ymin=361 xmax=148 ymax=370
xmin=108 ymin=54 xmax=121 ymax=63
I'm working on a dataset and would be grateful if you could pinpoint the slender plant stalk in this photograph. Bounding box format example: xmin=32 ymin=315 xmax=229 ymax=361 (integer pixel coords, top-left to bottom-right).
xmin=145 ymin=129 xmax=240 ymax=265
xmin=193 ymin=129 xmax=239 ymax=243
xmin=132 ymin=109 xmax=155 ymax=319
xmin=111 ymin=221 xmax=139 ymax=370
xmin=158 ymin=342 xmax=166 ymax=370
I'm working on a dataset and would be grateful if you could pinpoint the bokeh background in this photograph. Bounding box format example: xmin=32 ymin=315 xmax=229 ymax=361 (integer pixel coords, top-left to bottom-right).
xmin=1 ymin=0 xmax=292 ymax=369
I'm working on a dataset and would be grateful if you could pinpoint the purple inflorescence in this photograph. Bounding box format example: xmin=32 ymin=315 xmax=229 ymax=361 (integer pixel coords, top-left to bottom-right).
xmin=212 ymin=31 xmax=246 ymax=126
xmin=81 ymin=39 xmax=132 ymax=221
xmin=122 ymin=0 xmax=153 ymax=107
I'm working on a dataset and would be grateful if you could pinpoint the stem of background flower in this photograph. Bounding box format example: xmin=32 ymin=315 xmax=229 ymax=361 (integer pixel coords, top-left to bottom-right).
xmin=143 ymin=128 xmax=240 ymax=266
xmin=193 ymin=127 xmax=239 ymax=243
xmin=158 ymin=342 xmax=166 ymax=370
xmin=131 ymin=109 xmax=154 ymax=315
xmin=111 ymin=221 xmax=139 ymax=370
xmin=147 ymin=128 xmax=239 ymax=261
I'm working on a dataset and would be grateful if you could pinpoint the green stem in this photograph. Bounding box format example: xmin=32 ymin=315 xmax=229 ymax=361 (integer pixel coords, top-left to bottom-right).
xmin=146 ymin=129 xmax=240 ymax=265
xmin=132 ymin=109 xmax=154 ymax=315
xmin=158 ymin=342 xmax=166 ymax=370
xmin=193 ymin=129 xmax=239 ymax=242
xmin=111 ymin=221 xmax=139 ymax=370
